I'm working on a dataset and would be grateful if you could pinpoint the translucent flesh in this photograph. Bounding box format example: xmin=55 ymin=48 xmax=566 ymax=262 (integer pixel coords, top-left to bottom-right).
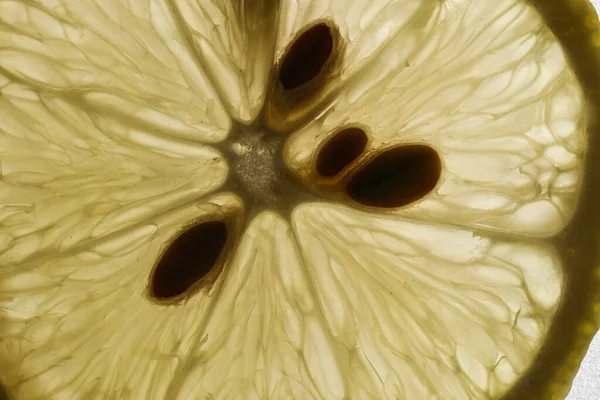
xmin=285 ymin=0 xmax=587 ymax=237
xmin=0 ymin=0 xmax=599 ymax=399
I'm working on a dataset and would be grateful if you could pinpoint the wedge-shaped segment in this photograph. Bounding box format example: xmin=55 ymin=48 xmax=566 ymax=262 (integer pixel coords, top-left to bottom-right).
xmin=170 ymin=212 xmax=345 ymax=400
xmin=0 ymin=79 xmax=227 ymax=267
xmin=0 ymin=195 xmax=242 ymax=399
xmin=293 ymin=203 xmax=563 ymax=399
xmin=0 ymin=0 xmax=229 ymax=142
xmin=285 ymin=0 xmax=586 ymax=237
xmin=171 ymin=0 xmax=279 ymax=122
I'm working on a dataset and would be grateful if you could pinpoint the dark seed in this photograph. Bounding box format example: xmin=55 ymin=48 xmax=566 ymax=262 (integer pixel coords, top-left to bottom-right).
xmin=150 ymin=221 xmax=227 ymax=300
xmin=317 ymin=127 xmax=368 ymax=177
xmin=346 ymin=145 xmax=441 ymax=208
xmin=279 ymin=23 xmax=333 ymax=90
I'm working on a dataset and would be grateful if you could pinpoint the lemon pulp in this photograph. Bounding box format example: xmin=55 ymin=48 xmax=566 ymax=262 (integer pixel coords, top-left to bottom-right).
xmin=0 ymin=0 xmax=599 ymax=399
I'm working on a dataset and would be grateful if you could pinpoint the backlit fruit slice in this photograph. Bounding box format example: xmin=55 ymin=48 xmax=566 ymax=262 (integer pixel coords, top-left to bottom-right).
xmin=0 ymin=0 xmax=600 ymax=400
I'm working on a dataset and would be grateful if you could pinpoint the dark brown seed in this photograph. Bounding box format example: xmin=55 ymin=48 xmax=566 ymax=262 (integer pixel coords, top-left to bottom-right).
xmin=346 ymin=145 xmax=441 ymax=208
xmin=279 ymin=23 xmax=333 ymax=90
xmin=150 ymin=221 xmax=227 ymax=300
xmin=317 ymin=127 xmax=368 ymax=177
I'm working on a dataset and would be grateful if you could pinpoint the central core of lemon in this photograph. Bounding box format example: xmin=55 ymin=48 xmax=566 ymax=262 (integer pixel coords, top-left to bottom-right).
xmin=222 ymin=124 xmax=314 ymax=214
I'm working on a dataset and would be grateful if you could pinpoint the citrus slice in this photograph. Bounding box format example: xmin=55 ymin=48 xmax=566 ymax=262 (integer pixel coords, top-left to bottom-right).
xmin=1 ymin=0 xmax=600 ymax=400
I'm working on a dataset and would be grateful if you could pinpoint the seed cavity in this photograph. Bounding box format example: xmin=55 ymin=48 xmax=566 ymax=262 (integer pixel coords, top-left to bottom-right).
xmin=317 ymin=127 xmax=368 ymax=177
xmin=346 ymin=145 xmax=441 ymax=208
xmin=150 ymin=220 xmax=228 ymax=301
xmin=264 ymin=21 xmax=343 ymax=134
xmin=279 ymin=23 xmax=334 ymax=91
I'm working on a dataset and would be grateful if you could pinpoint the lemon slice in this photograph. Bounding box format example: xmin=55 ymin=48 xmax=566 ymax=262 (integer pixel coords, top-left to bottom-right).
xmin=1 ymin=0 xmax=600 ymax=399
